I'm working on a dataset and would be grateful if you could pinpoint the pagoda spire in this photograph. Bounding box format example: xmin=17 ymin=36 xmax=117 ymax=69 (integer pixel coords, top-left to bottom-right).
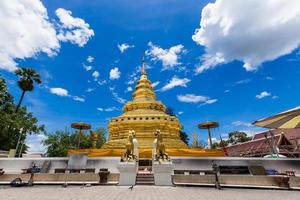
xmin=141 ymin=55 xmax=147 ymax=76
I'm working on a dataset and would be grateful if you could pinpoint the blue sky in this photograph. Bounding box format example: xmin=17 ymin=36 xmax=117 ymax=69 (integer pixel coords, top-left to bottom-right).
xmin=1 ymin=0 xmax=300 ymax=151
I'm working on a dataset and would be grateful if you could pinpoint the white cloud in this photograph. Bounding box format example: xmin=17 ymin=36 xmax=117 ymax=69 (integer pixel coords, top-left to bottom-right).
xmin=118 ymin=43 xmax=134 ymax=53
xmin=87 ymin=56 xmax=94 ymax=63
xmin=234 ymin=79 xmax=251 ymax=85
xmin=240 ymin=127 xmax=266 ymax=137
xmin=0 ymin=0 xmax=60 ymax=72
xmin=224 ymin=89 xmax=230 ymax=93
xmin=232 ymin=121 xmax=253 ymax=127
xmin=83 ymin=63 xmax=92 ymax=71
xmin=177 ymin=94 xmax=217 ymax=106
xmin=127 ymin=68 xmax=139 ymax=85
xmin=92 ymin=71 xmax=99 ymax=80
xmin=146 ymin=42 xmax=185 ymax=70
xmin=127 ymin=77 xmax=138 ymax=85
xmin=204 ymin=99 xmax=218 ymax=105
xmin=26 ymin=134 xmax=47 ymax=152
xmin=266 ymin=76 xmax=274 ymax=80
xmin=39 ymin=69 xmax=53 ymax=85
xmin=49 ymin=87 xmax=85 ymax=102
xmin=152 ymin=81 xmax=160 ymax=88
xmin=73 ymin=96 xmax=85 ymax=102
xmin=98 ymin=80 xmax=107 ymax=85
xmin=86 ymin=88 xmax=95 ymax=93
xmin=97 ymin=106 xmax=119 ymax=112
xmin=127 ymin=87 xmax=133 ymax=92
xmin=109 ymin=67 xmax=121 ymax=80
xmin=272 ymin=95 xmax=279 ymax=99
xmin=178 ymin=111 xmax=183 ymax=115
xmin=55 ymin=8 xmax=94 ymax=47
xmin=50 ymin=87 xmax=69 ymax=97
xmin=0 ymin=1 xmax=94 ymax=72
xmin=192 ymin=0 xmax=300 ymax=73
xmin=109 ymin=87 xmax=126 ymax=104
xmin=160 ymin=76 xmax=190 ymax=92
xmin=256 ymin=91 xmax=271 ymax=99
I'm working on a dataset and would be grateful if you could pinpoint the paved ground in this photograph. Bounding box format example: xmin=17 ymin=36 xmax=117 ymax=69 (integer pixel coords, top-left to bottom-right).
xmin=0 ymin=185 xmax=299 ymax=200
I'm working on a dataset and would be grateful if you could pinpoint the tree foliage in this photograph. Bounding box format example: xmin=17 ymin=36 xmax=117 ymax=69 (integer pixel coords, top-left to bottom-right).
xmin=179 ymin=130 xmax=189 ymax=145
xmin=165 ymin=107 xmax=175 ymax=116
xmin=15 ymin=68 xmax=41 ymax=112
xmin=43 ymin=128 xmax=107 ymax=157
xmin=228 ymin=131 xmax=251 ymax=144
xmin=211 ymin=131 xmax=251 ymax=149
xmin=0 ymin=76 xmax=44 ymax=152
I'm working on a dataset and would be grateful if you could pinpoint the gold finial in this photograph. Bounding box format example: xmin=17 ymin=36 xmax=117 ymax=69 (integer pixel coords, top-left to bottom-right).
xmin=141 ymin=55 xmax=146 ymax=76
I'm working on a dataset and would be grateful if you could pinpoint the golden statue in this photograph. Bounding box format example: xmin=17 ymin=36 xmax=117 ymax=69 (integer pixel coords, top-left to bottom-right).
xmin=90 ymin=130 xmax=98 ymax=149
xmin=154 ymin=130 xmax=169 ymax=162
xmin=121 ymin=131 xmax=135 ymax=162
xmin=192 ymin=133 xmax=199 ymax=148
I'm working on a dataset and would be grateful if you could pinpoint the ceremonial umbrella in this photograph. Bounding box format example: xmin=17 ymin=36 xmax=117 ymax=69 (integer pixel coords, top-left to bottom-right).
xmin=198 ymin=121 xmax=219 ymax=149
xmin=253 ymin=106 xmax=300 ymax=129
xmin=71 ymin=122 xmax=91 ymax=148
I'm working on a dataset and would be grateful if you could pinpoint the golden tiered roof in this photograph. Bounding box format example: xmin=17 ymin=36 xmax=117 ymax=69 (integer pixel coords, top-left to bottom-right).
xmin=102 ymin=59 xmax=187 ymax=149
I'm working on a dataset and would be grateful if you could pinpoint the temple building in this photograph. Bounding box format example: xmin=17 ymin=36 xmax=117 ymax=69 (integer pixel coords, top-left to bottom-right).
xmin=102 ymin=59 xmax=187 ymax=149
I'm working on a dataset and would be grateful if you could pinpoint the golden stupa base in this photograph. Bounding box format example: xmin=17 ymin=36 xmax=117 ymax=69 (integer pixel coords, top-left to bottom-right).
xmin=68 ymin=148 xmax=225 ymax=158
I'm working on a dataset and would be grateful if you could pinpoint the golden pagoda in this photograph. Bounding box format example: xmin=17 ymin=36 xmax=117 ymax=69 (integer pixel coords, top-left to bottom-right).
xmin=102 ymin=58 xmax=187 ymax=149
xmin=69 ymin=58 xmax=224 ymax=158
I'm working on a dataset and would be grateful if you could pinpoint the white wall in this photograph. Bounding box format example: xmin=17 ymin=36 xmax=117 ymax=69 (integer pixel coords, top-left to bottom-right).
xmin=1 ymin=156 xmax=299 ymax=175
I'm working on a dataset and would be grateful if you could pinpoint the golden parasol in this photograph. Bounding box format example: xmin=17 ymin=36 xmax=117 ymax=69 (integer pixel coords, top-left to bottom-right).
xmin=71 ymin=122 xmax=91 ymax=148
xmin=198 ymin=121 xmax=219 ymax=149
xmin=253 ymin=106 xmax=300 ymax=129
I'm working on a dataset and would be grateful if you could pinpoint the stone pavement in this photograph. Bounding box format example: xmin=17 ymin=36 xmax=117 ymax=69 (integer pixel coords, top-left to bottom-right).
xmin=0 ymin=185 xmax=299 ymax=200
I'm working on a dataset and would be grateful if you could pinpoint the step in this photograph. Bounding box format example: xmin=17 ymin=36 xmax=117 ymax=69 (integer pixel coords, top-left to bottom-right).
xmin=136 ymin=173 xmax=155 ymax=185
xmin=136 ymin=176 xmax=154 ymax=179
xmin=136 ymin=174 xmax=154 ymax=178
xmin=136 ymin=178 xmax=154 ymax=180
xmin=136 ymin=181 xmax=154 ymax=185
xmin=136 ymin=178 xmax=154 ymax=182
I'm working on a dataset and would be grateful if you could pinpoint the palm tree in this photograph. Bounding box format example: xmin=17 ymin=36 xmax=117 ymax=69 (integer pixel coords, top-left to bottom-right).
xmin=15 ymin=68 xmax=41 ymax=112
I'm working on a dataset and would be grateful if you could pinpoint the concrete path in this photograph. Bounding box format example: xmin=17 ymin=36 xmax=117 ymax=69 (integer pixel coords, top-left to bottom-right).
xmin=0 ymin=185 xmax=299 ymax=200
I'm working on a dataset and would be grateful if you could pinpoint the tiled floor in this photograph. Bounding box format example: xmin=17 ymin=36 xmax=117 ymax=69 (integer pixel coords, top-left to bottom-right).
xmin=0 ymin=185 xmax=298 ymax=200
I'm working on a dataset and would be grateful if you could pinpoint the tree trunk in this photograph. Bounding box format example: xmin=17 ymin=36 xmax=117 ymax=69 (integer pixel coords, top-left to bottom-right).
xmin=16 ymin=90 xmax=26 ymax=112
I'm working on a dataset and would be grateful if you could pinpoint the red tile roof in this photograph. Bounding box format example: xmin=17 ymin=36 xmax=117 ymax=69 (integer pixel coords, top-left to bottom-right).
xmin=225 ymin=129 xmax=299 ymax=157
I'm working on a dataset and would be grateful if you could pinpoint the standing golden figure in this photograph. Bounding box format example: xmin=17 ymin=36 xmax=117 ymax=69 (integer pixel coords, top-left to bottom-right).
xmin=90 ymin=130 xmax=98 ymax=149
xmin=121 ymin=131 xmax=135 ymax=162
xmin=154 ymin=130 xmax=169 ymax=162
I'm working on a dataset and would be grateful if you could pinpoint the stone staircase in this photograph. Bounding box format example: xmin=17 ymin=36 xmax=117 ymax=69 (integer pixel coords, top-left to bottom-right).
xmin=136 ymin=172 xmax=154 ymax=185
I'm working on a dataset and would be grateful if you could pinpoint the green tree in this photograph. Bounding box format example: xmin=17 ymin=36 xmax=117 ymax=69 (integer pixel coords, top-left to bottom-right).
xmin=227 ymin=131 xmax=251 ymax=144
xmin=165 ymin=107 xmax=175 ymax=116
xmin=0 ymin=77 xmax=13 ymax=107
xmin=211 ymin=142 xmax=220 ymax=149
xmin=15 ymin=68 xmax=41 ymax=112
xmin=179 ymin=130 xmax=189 ymax=145
xmin=43 ymin=128 xmax=106 ymax=157
xmin=0 ymin=76 xmax=44 ymax=153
